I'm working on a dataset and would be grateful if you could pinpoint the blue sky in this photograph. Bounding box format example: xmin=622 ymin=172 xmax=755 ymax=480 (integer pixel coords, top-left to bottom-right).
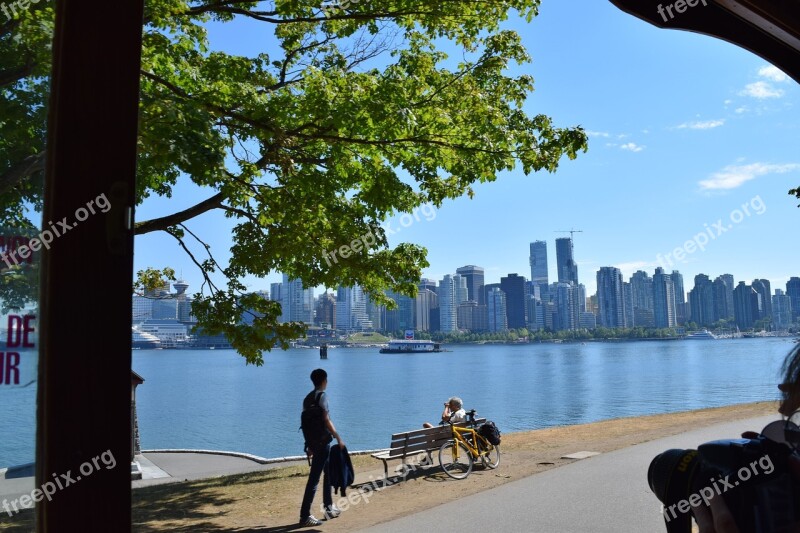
xmin=133 ymin=0 xmax=800 ymax=298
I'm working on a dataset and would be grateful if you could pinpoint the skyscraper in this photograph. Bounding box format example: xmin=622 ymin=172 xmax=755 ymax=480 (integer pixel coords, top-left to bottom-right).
xmin=773 ymin=290 xmax=793 ymax=330
xmin=487 ymin=288 xmax=508 ymax=332
xmin=751 ymin=279 xmax=772 ymax=322
xmin=653 ymin=268 xmax=676 ymax=328
xmin=671 ymin=271 xmax=686 ymax=325
xmin=554 ymin=282 xmax=577 ymax=331
xmin=455 ymin=265 xmax=485 ymax=305
xmin=414 ymin=288 xmax=437 ymax=332
xmin=336 ymin=285 xmax=370 ymax=331
xmin=713 ymin=276 xmax=733 ymax=321
xmin=733 ymin=281 xmax=759 ymax=330
xmin=438 ymin=275 xmax=457 ymax=332
xmin=689 ymin=274 xmax=715 ymax=327
xmin=500 ymin=273 xmax=527 ymax=329
xmin=315 ymin=291 xmax=336 ymax=328
xmin=788 ymin=277 xmax=800 ymax=322
xmin=597 ymin=267 xmax=625 ymax=328
xmin=555 ymin=237 xmax=578 ymax=285
xmin=281 ymin=275 xmax=315 ymax=324
xmin=529 ymin=241 xmax=549 ymax=286
xmin=452 ymin=274 xmax=469 ymax=306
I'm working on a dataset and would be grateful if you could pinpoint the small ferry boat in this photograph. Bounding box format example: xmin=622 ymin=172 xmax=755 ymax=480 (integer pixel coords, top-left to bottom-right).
xmin=685 ymin=330 xmax=718 ymax=340
xmin=379 ymin=340 xmax=443 ymax=353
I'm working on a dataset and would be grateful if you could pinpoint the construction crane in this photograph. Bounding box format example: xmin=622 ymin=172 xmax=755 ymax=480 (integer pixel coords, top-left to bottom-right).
xmin=555 ymin=228 xmax=583 ymax=240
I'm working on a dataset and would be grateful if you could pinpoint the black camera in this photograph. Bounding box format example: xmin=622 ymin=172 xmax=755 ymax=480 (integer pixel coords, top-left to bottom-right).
xmin=648 ymin=421 xmax=800 ymax=533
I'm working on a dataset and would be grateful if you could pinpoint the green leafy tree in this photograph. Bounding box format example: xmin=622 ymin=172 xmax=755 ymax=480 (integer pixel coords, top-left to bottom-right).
xmin=1 ymin=0 xmax=587 ymax=363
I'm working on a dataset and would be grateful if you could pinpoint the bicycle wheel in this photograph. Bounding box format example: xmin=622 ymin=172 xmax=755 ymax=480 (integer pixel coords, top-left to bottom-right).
xmin=478 ymin=438 xmax=500 ymax=469
xmin=439 ymin=439 xmax=473 ymax=479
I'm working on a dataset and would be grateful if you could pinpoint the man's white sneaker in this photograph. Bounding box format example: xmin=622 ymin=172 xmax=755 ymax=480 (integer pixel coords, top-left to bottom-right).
xmin=300 ymin=515 xmax=323 ymax=526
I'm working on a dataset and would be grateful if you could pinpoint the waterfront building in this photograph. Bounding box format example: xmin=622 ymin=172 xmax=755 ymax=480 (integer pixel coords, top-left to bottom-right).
xmin=336 ymin=284 xmax=371 ymax=332
xmin=527 ymin=296 xmax=543 ymax=331
xmin=712 ymin=276 xmax=733 ymax=322
xmin=365 ymin=294 xmax=383 ymax=331
xmin=500 ymin=273 xmax=528 ymax=329
xmin=438 ymin=275 xmax=457 ymax=332
xmin=419 ymin=278 xmax=438 ymax=294
xmin=622 ymin=281 xmax=634 ymax=327
xmin=138 ymin=319 xmax=190 ymax=348
xmin=456 ymin=265 xmax=485 ymax=305
xmin=752 ymin=279 xmax=772 ymax=322
xmin=132 ymin=295 xmax=153 ymax=323
xmin=529 ymin=241 xmax=549 ymax=301
xmin=415 ymin=288 xmax=437 ymax=332
xmin=672 ymin=271 xmax=686 ymax=325
xmin=270 ymin=282 xmax=282 ymax=303
xmin=634 ymin=308 xmax=655 ymax=328
xmin=281 ymin=274 xmax=314 ymax=324
xmin=554 ymin=282 xmax=577 ymax=331
xmin=453 ymin=274 xmax=469 ymax=306
xmin=384 ymin=290 xmax=415 ymax=333
xmin=773 ymin=290 xmax=793 ymax=330
xmin=653 ymin=268 xmax=676 ymax=328
xmin=689 ymin=274 xmax=716 ymax=327
xmin=579 ymin=311 xmax=597 ymax=329
xmin=555 ymin=237 xmax=579 ymax=285
xmin=788 ymin=277 xmax=800 ymax=321
xmin=457 ymin=300 xmax=487 ymax=331
xmin=315 ymin=291 xmax=336 ymax=328
xmin=597 ymin=267 xmax=625 ymax=328
xmin=630 ymin=271 xmax=653 ymax=325
xmin=487 ymin=287 xmax=508 ymax=332
xmin=733 ymin=281 xmax=760 ymax=330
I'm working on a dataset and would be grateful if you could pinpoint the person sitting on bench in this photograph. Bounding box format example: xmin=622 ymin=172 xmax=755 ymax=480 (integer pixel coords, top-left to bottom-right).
xmin=423 ymin=396 xmax=466 ymax=428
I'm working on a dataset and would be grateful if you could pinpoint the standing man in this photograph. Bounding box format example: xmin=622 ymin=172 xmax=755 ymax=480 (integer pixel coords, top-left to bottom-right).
xmin=300 ymin=368 xmax=346 ymax=527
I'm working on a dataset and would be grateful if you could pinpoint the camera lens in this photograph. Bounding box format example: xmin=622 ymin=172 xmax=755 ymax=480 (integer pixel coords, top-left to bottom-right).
xmin=647 ymin=448 xmax=700 ymax=504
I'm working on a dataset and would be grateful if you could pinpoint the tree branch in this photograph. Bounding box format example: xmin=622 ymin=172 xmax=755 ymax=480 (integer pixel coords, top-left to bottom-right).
xmin=135 ymin=192 xmax=226 ymax=235
xmin=0 ymin=152 xmax=46 ymax=196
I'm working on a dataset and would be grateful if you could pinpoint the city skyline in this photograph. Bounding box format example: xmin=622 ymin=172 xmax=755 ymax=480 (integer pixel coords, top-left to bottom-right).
xmin=131 ymin=1 xmax=800 ymax=305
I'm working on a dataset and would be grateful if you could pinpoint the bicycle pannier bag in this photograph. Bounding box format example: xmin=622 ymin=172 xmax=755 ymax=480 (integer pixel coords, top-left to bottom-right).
xmin=478 ymin=421 xmax=501 ymax=445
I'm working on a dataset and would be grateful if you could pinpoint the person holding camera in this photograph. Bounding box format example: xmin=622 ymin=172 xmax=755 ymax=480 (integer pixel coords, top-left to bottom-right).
xmin=423 ymin=396 xmax=466 ymax=428
xmin=657 ymin=344 xmax=800 ymax=533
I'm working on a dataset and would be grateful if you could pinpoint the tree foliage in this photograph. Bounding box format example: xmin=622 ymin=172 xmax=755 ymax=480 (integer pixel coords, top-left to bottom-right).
xmin=1 ymin=0 xmax=589 ymax=363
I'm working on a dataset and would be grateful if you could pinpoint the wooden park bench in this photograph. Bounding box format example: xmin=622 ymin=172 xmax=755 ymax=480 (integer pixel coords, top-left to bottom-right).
xmin=371 ymin=417 xmax=486 ymax=479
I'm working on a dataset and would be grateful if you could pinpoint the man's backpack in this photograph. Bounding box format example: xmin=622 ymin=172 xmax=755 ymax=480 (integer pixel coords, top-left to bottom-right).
xmin=478 ymin=421 xmax=501 ymax=446
xmin=300 ymin=391 xmax=333 ymax=453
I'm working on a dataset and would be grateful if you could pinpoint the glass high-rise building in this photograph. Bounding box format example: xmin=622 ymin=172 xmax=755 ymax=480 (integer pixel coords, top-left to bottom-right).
xmin=455 ymin=265 xmax=485 ymax=305
xmin=787 ymin=277 xmax=800 ymax=322
xmin=529 ymin=241 xmax=549 ymax=287
xmin=487 ymin=288 xmax=508 ymax=332
xmin=500 ymin=273 xmax=527 ymax=330
xmin=438 ymin=275 xmax=457 ymax=333
xmin=733 ymin=281 xmax=760 ymax=330
xmin=653 ymin=267 xmax=676 ymax=328
xmin=596 ymin=267 xmax=625 ymax=328
xmin=689 ymin=274 xmax=715 ymax=327
xmin=555 ymin=237 xmax=578 ymax=285
xmin=671 ymin=271 xmax=686 ymax=325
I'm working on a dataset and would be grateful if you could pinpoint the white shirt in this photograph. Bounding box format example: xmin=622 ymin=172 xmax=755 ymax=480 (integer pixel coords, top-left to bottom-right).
xmin=449 ymin=408 xmax=466 ymax=424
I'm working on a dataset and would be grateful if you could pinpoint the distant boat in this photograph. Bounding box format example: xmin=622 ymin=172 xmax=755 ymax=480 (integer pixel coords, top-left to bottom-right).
xmin=380 ymin=340 xmax=443 ymax=353
xmin=132 ymin=328 xmax=161 ymax=349
xmin=686 ymin=330 xmax=718 ymax=340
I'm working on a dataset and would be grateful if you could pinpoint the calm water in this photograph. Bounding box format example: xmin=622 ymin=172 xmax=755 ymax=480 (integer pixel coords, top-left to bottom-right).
xmin=0 ymin=338 xmax=794 ymax=466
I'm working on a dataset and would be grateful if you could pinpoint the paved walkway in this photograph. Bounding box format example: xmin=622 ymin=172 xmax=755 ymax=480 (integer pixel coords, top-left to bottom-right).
xmin=356 ymin=414 xmax=780 ymax=533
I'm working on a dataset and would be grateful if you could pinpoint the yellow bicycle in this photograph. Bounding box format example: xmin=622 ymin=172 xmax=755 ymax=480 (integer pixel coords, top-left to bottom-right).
xmin=439 ymin=409 xmax=500 ymax=479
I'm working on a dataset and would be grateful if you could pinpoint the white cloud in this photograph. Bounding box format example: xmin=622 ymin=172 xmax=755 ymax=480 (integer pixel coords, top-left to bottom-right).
xmin=740 ymin=81 xmax=784 ymax=99
xmin=735 ymin=106 xmax=748 ymax=114
xmin=676 ymin=119 xmax=725 ymax=130
xmin=586 ymin=130 xmax=610 ymax=138
xmin=620 ymin=142 xmax=644 ymax=152
xmin=723 ymin=99 xmax=733 ymax=106
xmin=758 ymin=65 xmax=789 ymax=83
xmin=699 ymin=162 xmax=800 ymax=190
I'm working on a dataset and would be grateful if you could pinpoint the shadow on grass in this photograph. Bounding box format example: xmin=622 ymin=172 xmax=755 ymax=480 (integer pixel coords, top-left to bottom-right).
xmin=132 ymin=468 xmax=309 ymax=532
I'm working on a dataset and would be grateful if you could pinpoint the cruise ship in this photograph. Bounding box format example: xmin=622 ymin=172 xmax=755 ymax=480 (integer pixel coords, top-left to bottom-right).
xmin=132 ymin=328 xmax=161 ymax=349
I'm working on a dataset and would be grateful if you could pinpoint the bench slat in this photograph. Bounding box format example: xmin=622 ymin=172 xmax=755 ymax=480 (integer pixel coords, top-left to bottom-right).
xmin=389 ymin=419 xmax=485 ymax=441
